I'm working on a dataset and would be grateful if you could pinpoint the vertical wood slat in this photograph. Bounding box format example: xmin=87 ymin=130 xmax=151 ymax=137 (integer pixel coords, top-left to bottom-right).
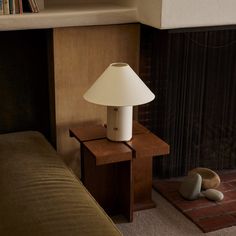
xmin=139 ymin=25 xmax=236 ymax=178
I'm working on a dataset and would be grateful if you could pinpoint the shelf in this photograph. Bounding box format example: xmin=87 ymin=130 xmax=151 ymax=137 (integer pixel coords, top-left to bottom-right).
xmin=138 ymin=0 xmax=236 ymax=29
xmin=0 ymin=0 xmax=235 ymax=31
xmin=0 ymin=3 xmax=137 ymax=31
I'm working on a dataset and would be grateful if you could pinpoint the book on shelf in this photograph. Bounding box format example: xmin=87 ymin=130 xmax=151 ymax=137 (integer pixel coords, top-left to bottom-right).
xmin=30 ymin=0 xmax=39 ymax=13
xmin=0 ymin=0 xmax=40 ymax=15
xmin=22 ymin=0 xmax=37 ymax=13
xmin=33 ymin=0 xmax=39 ymax=12
xmin=0 ymin=0 xmax=3 ymax=15
xmin=9 ymin=0 xmax=15 ymax=14
xmin=23 ymin=0 xmax=40 ymax=13
xmin=3 ymin=0 xmax=10 ymax=14
xmin=14 ymin=0 xmax=20 ymax=14
xmin=19 ymin=0 xmax=23 ymax=14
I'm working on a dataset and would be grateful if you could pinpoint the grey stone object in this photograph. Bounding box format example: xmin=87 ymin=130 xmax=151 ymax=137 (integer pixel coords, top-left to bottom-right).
xmin=179 ymin=173 xmax=202 ymax=200
xmin=201 ymin=189 xmax=224 ymax=201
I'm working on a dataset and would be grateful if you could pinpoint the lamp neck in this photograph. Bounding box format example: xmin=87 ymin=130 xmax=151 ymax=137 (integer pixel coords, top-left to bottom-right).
xmin=106 ymin=106 xmax=133 ymax=141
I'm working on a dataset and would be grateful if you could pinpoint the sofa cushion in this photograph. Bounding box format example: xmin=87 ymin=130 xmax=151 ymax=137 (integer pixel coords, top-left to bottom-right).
xmin=0 ymin=131 xmax=122 ymax=236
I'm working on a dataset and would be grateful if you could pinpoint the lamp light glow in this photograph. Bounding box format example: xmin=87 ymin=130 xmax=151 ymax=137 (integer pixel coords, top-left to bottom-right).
xmin=83 ymin=63 xmax=155 ymax=141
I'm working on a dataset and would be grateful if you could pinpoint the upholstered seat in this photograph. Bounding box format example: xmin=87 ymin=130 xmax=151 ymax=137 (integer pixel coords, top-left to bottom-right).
xmin=0 ymin=131 xmax=122 ymax=236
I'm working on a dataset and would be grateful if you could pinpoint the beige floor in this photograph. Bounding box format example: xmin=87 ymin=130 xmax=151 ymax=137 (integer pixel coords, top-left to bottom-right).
xmin=116 ymin=190 xmax=236 ymax=236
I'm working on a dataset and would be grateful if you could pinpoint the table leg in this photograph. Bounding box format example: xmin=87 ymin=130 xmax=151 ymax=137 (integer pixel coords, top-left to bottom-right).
xmin=132 ymin=155 xmax=156 ymax=211
xmin=83 ymin=147 xmax=133 ymax=221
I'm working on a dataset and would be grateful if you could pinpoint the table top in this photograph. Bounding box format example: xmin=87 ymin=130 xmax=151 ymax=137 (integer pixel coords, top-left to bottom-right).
xmin=70 ymin=125 xmax=106 ymax=142
xmin=69 ymin=121 xmax=150 ymax=141
xmin=84 ymin=139 xmax=132 ymax=166
xmin=126 ymin=132 xmax=170 ymax=157
xmin=70 ymin=121 xmax=170 ymax=163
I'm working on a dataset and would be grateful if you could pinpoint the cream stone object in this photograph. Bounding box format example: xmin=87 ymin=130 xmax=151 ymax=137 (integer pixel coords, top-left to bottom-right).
xmin=201 ymin=189 xmax=224 ymax=201
xmin=188 ymin=167 xmax=221 ymax=190
xmin=179 ymin=173 xmax=202 ymax=200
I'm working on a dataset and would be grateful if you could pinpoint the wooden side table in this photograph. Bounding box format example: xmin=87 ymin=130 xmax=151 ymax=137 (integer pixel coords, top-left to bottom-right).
xmin=69 ymin=122 xmax=169 ymax=221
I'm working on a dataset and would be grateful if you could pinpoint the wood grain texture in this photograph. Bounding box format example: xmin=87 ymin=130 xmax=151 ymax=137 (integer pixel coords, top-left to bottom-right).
xmin=127 ymin=133 xmax=170 ymax=158
xmin=132 ymin=155 xmax=155 ymax=211
xmin=126 ymin=123 xmax=170 ymax=211
xmin=83 ymin=147 xmax=133 ymax=221
xmin=84 ymin=139 xmax=132 ymax=166
xmin=70 ymin=122 xmax=170 ymax=217
xmin=53 ymin=24 xmax=140 ymax=170
xmin=69 ymin=125 xmax=106 ymax=142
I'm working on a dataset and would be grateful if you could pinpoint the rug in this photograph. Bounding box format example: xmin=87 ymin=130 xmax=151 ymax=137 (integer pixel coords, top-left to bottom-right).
xmin=152 ymin=170 xmax=236 ymax=233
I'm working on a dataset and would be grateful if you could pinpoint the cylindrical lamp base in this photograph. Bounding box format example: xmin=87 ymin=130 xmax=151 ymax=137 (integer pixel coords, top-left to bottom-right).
xmin=107 ymin=106 xmax=133 ymax=141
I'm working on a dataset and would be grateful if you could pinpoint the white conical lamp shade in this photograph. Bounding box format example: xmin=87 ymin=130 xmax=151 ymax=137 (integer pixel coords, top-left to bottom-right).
xmin=83 ymin=63 xmax=155 ymax=106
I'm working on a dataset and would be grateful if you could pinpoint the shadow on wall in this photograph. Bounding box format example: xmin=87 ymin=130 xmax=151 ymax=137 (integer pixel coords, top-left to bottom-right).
xmin=0 ymin=30 xmax=52 ymax=142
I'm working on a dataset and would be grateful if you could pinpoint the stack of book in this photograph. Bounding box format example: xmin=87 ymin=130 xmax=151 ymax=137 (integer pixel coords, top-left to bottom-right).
xmin=0 ymin=0 xmax=40 ymax=14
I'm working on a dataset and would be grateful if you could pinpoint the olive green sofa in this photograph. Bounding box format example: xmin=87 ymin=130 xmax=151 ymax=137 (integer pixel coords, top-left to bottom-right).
xmin=0 ymin=131 xmax=122 ymax=236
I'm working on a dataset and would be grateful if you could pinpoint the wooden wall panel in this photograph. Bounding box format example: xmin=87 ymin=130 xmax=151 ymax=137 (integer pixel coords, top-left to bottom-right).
xmin=53 ymin=24 xmax=140 ymax=174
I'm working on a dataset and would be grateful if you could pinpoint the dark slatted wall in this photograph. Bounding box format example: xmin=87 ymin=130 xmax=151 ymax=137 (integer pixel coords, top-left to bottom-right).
xmin=139 ymin=25 xmax=236 ymax=178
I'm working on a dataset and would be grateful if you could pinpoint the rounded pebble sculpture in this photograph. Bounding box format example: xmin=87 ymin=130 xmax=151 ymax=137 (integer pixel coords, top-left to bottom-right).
xmin=201 ymin=189 xmax=224 ymax=201
xmin=188 ymin=167 xmax=221 ymax=189
xmin=179 ymin=173 xmax=202 ymax=200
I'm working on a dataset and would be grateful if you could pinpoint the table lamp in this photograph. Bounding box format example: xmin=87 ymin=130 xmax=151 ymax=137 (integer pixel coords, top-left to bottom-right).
xmin=83 ymin=62 xmax=155 ymax=141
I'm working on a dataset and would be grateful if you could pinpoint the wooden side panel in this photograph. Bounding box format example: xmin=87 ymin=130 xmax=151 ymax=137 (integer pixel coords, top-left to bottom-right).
xmin=53 ymin=24 xmax=140 ymax=172
xmin=83 ymin=147 xmax=132 ymax=221
xmin=132 ymin=155 xmax=155 ymax=211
